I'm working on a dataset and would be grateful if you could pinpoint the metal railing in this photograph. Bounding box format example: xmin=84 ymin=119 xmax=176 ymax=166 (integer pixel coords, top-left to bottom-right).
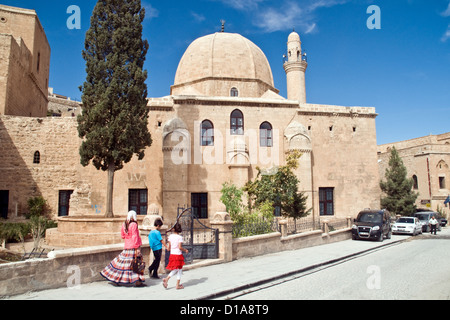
xmin=232 ymin=217 xmax=279 ymax=239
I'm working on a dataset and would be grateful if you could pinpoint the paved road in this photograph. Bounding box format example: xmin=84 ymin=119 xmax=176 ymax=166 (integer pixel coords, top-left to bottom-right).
xmin=231 ymin=235 xmax=450 ymax=300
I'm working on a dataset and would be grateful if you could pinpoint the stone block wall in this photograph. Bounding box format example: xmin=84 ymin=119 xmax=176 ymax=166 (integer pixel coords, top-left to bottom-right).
xmin=0 ymin=243 xmax=151 ymax=297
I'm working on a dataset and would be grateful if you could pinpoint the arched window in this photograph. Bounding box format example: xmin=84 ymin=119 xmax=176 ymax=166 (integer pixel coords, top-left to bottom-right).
xmin=201 ymin=120 xmax=214 ymax=146
xmin=230 ymin=109 xmax=244 ymax=135
xmin=230 ymin=87 xmax=239 ymax=97
xmin=260 ymin=122 xmax=273 ymax=147
xmin=412 ymin=175 xmax=419 ymax=190
xmin=33 ymin=151 xmax=40 ymax=164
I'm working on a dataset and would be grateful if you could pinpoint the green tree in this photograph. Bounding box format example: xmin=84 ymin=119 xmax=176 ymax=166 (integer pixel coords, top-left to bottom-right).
xmin=78 ymin=0 xmax=152 ymax=217
xmin=220 ymin=181 xmax=244 ymax=222
xmin=380 ymin=147 xmax=418 ymax=216
xmin=244 ymin=150 xmax=310 ymax=220
xmin=27 ymin=196 xmax=47 ymax=217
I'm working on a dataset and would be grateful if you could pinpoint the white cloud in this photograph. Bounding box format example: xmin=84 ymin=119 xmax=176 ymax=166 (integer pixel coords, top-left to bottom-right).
xmin=191 ymin=11 xmax=206 ymax=23
xmin=441 ymin=24 xmax=450 ymax=42
xmin=254 ymin=0 xmax=345 ymax=33
xmin=142 ymin=2 xmax=159 ymax=21
xmin=217 ymin=0 xmax=349 ymax=33
xmin=254 ymin=3 xmax=304 ymax=32
xmin=441 ymin=1 xmax=450 ymax=17
xmin=222 ymin=0 xmax=264 ymax=11
xmin=305 ymin=23 xmax=317 ymax=34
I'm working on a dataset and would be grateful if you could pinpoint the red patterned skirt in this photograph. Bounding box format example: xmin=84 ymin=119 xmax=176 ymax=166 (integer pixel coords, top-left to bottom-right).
xmin=100 ymin=249 xmax=145 ymax=285
xmin=166 ymin=254 xmax=185 ymax=270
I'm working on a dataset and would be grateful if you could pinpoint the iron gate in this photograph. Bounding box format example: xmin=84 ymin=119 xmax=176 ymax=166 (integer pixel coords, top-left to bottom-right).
xmin=165 ymin=206 xmax=219 ymax=266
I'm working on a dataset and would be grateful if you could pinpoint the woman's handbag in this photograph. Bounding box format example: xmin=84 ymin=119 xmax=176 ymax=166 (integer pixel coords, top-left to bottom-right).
xmin=131 ymin=253 xmax=146 ymax=275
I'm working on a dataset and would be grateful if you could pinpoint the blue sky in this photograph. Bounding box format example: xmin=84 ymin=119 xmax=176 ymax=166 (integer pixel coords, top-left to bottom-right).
xmin=2 ymin=0 xmax=450 ymax=145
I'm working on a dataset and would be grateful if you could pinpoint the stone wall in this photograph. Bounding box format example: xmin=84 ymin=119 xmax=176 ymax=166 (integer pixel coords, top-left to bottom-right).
xmin=0 ymin=5 xmax=50 ymax=117
xmin=0 ymin=115 xmax=81 ymax=218
xmin=0 ymin=242 xmax=151 ymax=297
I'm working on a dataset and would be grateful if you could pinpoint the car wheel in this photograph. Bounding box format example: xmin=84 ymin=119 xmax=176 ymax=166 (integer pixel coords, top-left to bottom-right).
xmin=378 ymin=232 xmax=383 ymax=242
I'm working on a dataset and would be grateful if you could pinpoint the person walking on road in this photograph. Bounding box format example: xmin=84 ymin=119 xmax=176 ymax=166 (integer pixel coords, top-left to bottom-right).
xmin=429 ymin=215 xmax=438 ymax=235
xmin=163 ymin=223 xmax=189 ymax=290
xmin=100 ymin=210 xmax=145 ymax=287
xmin=148 ymin=218 xmax=167 ymax=279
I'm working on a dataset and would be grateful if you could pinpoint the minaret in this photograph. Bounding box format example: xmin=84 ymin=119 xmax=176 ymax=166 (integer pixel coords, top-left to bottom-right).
xmin=283 ymin=31 xmax=307 ymax=103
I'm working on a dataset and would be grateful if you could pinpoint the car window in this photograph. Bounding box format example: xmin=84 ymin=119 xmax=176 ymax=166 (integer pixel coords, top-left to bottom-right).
xmin=357 ymin=212 xmax=382 ymax=223
xmin=415 ymin=214 xmax=429 ymax=221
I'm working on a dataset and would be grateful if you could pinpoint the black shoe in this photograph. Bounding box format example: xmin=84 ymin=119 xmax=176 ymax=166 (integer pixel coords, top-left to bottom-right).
xmin=135 ymin=281 xmax=146 ymax=287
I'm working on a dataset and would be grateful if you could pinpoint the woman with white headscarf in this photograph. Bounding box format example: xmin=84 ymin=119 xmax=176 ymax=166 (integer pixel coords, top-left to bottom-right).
xmin=100 ymin=211 xmax=145 ymax=287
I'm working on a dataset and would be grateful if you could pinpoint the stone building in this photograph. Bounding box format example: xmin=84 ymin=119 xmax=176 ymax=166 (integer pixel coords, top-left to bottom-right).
xmin=0 ymin=5 xmax=381 ymax=229
xmin=0 ymin=5 xmax=50 ymax=117
xmin=378 ymin=133 xmax=450 ymax=216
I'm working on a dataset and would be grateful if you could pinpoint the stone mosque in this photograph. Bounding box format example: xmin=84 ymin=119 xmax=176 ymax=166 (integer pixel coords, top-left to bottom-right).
xmin=1 ymin=4 xmax=386 ymax=246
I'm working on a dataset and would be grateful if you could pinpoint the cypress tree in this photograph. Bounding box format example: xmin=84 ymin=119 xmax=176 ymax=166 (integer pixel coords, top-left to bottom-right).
xmin=78 ymin=0 xmax=152 ymax=218
xmin=380 ymin=147 xmax=418 ymax=216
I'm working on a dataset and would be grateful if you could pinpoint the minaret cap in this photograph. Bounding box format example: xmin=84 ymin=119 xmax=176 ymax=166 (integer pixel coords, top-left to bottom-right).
xmin=288 ymin=30 xmax=301 ymax=43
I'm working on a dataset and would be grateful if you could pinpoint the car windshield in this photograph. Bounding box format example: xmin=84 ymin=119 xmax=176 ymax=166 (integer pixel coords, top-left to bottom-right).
xmin=415 ymin=214 xmax=430 ymax=221
xmin=397 ymin=217 xmax=414 ymax=223
xmin=357 ymin=212 xmax=382 ymax=223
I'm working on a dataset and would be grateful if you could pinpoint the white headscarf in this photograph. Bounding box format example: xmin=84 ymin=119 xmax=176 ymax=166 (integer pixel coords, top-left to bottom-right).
xmin=127 ymin=210 xmax=137 ymax=222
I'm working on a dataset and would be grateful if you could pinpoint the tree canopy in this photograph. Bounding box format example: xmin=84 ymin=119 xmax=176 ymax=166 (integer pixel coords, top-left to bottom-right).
xmin=380 ymin=147 xmax=418 ymax=216
xmin=78 ymin=0 xmax=152 ymax=217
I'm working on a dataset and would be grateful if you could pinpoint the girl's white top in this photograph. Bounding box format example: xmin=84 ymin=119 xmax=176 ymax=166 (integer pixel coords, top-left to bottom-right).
xmin=168 ymin=233 xmax=183 ymax=255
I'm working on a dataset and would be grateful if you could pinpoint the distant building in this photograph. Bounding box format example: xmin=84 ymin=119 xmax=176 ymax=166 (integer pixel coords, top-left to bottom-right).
xmin=378 ymin=133 xmax=450 ymax=215
xmin=48 ymin=88 xmax=82 ymax=118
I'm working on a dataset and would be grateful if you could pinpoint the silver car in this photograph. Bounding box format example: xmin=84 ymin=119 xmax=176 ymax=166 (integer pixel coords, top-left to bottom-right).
xmin=414 ymin=212 xmax=442 ymax=232
xmin=392 ymin=217 xmax=422 ymax=236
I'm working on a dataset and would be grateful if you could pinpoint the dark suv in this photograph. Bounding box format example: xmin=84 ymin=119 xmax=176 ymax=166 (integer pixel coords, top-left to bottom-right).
xmin=352 ymin=209 xmax=392 ymax=241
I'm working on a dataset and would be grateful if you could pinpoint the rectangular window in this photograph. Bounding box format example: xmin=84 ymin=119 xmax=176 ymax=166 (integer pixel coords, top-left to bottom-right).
xmin=439 ymin=177 xmax=446 ymax=189
xmin=319 ymin=188 xmax=334 ymax=216
xmin=129 ymin=189 xmax=148 ymax=215
xmin=58 ymin=190 xmax=74 ymax=217
xmin=191 ymin=193 xmax=208 ymax=219
xmin=0 ymin=190 xmax=9 ymax=219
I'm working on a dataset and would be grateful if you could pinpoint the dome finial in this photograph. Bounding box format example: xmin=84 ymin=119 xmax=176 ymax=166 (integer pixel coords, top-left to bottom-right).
xmin=221 ymin=19 xmax=226 ymax=32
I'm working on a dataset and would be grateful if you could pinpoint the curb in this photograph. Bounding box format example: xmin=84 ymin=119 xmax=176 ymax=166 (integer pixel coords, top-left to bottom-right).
xmin=194 ymin=238 xmax=407 ymax=300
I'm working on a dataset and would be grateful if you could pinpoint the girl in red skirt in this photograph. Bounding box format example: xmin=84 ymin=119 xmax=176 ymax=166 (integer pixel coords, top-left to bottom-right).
xmin=163 ymin=223 xmax=189 ymax=290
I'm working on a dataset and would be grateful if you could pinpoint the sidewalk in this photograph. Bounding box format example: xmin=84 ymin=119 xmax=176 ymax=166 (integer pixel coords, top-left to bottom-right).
xmin=9 ymin=230 xmax=430 ymax=300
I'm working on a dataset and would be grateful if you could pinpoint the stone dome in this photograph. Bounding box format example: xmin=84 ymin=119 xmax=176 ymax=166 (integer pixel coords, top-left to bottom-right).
xmin=171 ymin=32 xmax=278 ymax=98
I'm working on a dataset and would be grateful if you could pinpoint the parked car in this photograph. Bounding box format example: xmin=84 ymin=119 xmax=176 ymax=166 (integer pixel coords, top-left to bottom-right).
xmin=352 ymin=209 xmax=392 ymax=241
xmin=392 ymin=217 xmax=422 ymax=236
xmin=413 ymin=212 xmax=442 ymax=232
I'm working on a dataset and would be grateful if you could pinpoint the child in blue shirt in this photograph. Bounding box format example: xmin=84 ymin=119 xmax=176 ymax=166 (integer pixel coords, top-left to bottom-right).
xmin=148 ymin=219 xmax=167 ymax=279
